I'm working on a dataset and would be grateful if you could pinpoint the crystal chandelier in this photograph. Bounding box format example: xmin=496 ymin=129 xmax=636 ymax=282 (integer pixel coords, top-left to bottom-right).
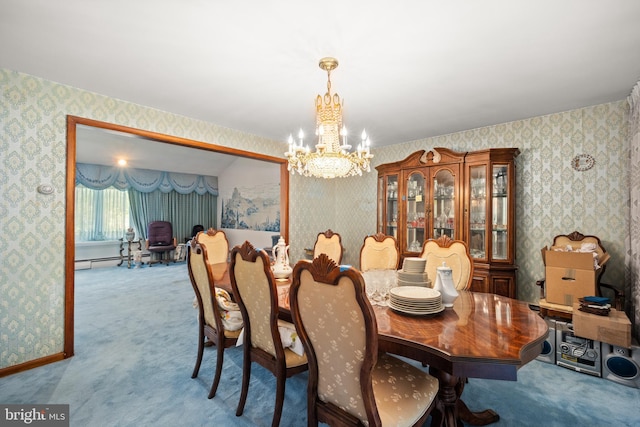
xmin=285 ymin=57 xmax=373 ymax=179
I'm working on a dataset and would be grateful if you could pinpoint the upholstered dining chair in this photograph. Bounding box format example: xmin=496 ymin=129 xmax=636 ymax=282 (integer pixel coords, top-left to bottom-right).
xmin=359 ymin=232 xmax=400 ymax=271
xmin=186 ymin=241 xmax=242 ymax=399
xmin=419 ymin=235 xmax=473 ymax=385
xmin=229 ymin=241 xmax=308 ymax=427
xmin=312 ymin=229 xmax=343 ymax=265
xmin=196 ymin=228 xmax=230 ymax=265
xmin=290 ymin=254 xmax=439 ymax=427
xmin=146 ymin=220 xmax=177 ymax=266
xmin=420 ymin=235 xmax=473 ymax=291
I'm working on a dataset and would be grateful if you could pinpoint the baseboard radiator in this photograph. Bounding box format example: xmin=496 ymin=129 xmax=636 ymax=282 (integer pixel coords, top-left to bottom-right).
xmin=74 ymin=255 xmax=152 ymax=270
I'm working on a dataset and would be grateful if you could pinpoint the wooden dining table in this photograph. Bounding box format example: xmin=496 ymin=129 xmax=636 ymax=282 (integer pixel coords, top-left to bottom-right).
xmin=209 ymin=262 xmax=548 ymax=427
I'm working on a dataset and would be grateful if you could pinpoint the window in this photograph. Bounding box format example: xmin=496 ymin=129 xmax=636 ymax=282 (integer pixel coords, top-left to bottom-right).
xmin=75 ymin=184 xmax=130 ymax=241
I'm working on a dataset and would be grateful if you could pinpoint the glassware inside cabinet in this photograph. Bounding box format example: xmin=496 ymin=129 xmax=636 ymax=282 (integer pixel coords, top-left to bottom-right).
xmin=492 ymin=165 xmax=508 ymax=260
xmin=432 ymin=169 xmax=455 ymax=239
xmin=406 ymin=172 xmax=425 ymax=252
xmin=378 ymin=176 xmax=384 ymax=234
xmin=469 ymin=166 xmax=486 ymax=259
xmin=385 ymin=175 xmax=399 ymax=239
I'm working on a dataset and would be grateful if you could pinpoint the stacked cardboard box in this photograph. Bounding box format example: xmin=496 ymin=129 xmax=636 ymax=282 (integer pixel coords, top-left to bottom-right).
xmin=540 ymin=247 xmax=610 ymax=306
xmin=572 ymin=303 xmax=631 ymax=348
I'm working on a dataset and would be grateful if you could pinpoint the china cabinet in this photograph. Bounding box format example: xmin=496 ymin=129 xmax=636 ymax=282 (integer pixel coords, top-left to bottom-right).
xmin=376 ymin=147 xmax=519 ymax=298
xmin=377 ymin=148 xmax=464 ymax=258
xmin=464 ymin=148 xmax=519 ymax=297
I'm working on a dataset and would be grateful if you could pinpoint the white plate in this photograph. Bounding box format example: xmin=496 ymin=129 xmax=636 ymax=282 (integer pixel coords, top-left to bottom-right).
xmin=390 ymin=302 xmax=445 ymax=316
xmin=389 ymin=300 xmax=442 ymax=311
xmin=396 ymin=279 xmax=428 ymax=288
xmin=401 ymin=258 xmax=426 ymax=273
xmin=397 ymin=271 xmax=430 ymax=282
xmin=397 ymin=279 xmax=431 ymax=288
xmin=402 ymin=267 xmax=426 ymax=273
xmin=389 ymin=286 xmax=440 ymax=301
xmin=389 ymin=297 xmax=441 ymax=307
xmin=390 ymin=294 xmax=441 ymax=304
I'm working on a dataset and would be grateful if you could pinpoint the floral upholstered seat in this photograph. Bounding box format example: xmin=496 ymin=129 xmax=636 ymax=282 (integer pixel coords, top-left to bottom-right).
xmin=290 ymin=254 xmax=439 ymax=426
xmin=229 ymin=241 xmax=307 ymax=427
xmin=186 ymin=242 xmax=241 ymax=399
xmin=359 ymin=232 xmax=400 ymax=271
xmin=313 ymin=229 xmax=344 ymax=265
xmin=420 ymin=235 xmax=473 ymax=291
xmin=196 ymin=228 xmax=229 ymax=265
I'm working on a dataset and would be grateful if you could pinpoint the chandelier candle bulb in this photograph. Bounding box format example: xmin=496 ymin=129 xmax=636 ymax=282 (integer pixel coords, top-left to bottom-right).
xmin=287 ymin=135 xmax=294 ymax=155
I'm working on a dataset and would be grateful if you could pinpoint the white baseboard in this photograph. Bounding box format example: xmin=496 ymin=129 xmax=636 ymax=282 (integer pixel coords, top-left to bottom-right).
xmin=75 ymin=260 xmax=92 ymax=270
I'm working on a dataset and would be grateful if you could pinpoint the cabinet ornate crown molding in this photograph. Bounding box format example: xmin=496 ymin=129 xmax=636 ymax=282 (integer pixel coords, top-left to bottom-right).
xmin=420 ymin=148 xmax=442 ymax=164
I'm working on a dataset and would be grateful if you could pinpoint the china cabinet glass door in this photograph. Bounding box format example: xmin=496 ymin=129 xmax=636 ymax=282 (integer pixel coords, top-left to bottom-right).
xmin=469 ymin=165 xmax=487 ymax=259
xmin=405 ymin=172 xmax=425 ymax=252
xmin=432 ymin=169 xmax=456 ymax=240
xmin=382 ymin=174 xmax=399 ymax=239
xmin=377 ymin=176 xmax=384 ymax=234
xmin=492 ymin=165 xmax=509 ymax=260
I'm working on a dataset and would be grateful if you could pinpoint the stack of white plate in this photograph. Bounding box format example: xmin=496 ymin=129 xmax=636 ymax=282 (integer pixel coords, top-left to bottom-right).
xmin=397 ymin=271 xmax=431 ymax=287
xmin=401 ymin=257 xmax=426 ymax=272
xmin=396 ymin=257 xmax=430 ymax=287
xmin=389 ymin=286 xmax=444 ymax=316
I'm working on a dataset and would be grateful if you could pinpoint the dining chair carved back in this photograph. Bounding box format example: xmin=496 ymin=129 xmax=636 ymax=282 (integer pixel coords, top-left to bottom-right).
xmin=186 ymin=241 xmax=241 ymax=399
xmin=420 ymin=235 xmax=473 ymax=290
xmin=196 ymin=228 xmax=229 ymax=265
xmin=420 ymin=236 xmax=474 ymax=401
xmin=359 ymin=232 xmax=399 ymax=271
xmin=290 ymin=254 xmax=439 ymax=427
xmin=229 ymin=241 xmax=308 ymax=427
xmin=313 ymin=229 xmax=343 ymax=265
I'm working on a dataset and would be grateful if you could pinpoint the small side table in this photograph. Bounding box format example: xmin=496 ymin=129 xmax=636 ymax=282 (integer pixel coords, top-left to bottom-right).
xmin=118 ymin=238 xmax=144 ymax=268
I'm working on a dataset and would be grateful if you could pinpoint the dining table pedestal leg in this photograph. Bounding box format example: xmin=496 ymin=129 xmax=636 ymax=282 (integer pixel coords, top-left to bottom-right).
xmin=455 ymin=379 xmax=499 ymax=426
xmin=429 ymin=368 xmax=500 ymax=427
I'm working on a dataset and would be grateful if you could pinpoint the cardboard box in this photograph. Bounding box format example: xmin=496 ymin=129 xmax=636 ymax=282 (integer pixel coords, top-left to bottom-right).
xmin=572 ymin=303 xmax=631 ymax=348
xmin=541 ymin=247 xmax=609 ymax=306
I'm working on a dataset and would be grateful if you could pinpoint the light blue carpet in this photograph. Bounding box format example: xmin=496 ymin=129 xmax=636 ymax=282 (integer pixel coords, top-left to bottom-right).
xmin=1 ymin=263 xmax=639 ymax=426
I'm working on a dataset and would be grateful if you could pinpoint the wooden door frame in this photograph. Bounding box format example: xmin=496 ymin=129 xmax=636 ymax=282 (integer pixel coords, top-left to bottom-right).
xmin=64 ymin=115 xmax=289 ymax=358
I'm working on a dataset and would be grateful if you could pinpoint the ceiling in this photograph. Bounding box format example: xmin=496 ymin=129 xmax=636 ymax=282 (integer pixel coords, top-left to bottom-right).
xmin=75 ymin=124 xmax=247 ymax=176
xmin=2 ymin=1 xmax=640 ymax=168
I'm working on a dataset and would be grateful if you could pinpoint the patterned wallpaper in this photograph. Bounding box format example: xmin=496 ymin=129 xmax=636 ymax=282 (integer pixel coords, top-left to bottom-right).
xmin=331 ymin=103 xmax=630 ymax=305
xmin=0 ymin=69 xmax=630 ymax=370
xmin=0 ymin=69 xmax=287 ymax=369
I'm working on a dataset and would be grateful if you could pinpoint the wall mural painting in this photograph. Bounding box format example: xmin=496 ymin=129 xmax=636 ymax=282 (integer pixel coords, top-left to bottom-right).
xmin=221 ymin=183 xmax=280 ymax=232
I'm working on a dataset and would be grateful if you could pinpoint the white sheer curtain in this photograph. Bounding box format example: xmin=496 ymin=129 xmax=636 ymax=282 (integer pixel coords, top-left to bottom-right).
xmin=75 ymin=185 xmax=130 ymax=241
xmin=626 ymin=81 xmax=640 ymax=342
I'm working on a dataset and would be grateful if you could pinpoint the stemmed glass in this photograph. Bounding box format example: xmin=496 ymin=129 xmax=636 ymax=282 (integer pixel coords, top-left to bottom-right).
xmin=363 ymin=270 xmax=397 ymax=306
xmin=377 ymin=270 xmax=396 ymax=306
xmin=363 ymin=271 xmax=378 ymax=303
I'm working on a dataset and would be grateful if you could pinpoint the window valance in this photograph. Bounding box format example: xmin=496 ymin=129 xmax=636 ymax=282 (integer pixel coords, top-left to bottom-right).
xmin=76 ymin=163 xmax=219 ymax=195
